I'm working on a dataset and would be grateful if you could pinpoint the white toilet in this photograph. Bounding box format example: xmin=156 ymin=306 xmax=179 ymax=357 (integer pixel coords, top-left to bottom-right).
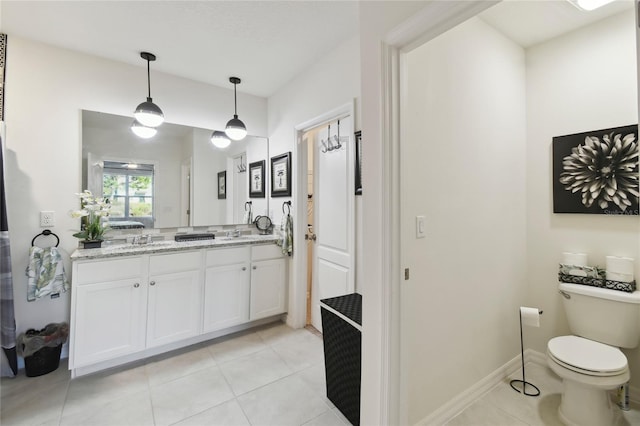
xmin=547 ymin=282 xmax=640 ymax=426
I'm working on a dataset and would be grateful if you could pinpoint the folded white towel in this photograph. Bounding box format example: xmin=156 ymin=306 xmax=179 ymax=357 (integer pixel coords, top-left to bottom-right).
xmin=25 ymin=247 xmax=69 ymax=301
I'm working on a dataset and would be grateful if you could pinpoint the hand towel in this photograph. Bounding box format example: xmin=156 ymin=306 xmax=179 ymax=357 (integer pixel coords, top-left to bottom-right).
xmin=25 ymin=247 xmax=69 ymax=301
xmin=278 ymin=214 xmax=293 ymax=256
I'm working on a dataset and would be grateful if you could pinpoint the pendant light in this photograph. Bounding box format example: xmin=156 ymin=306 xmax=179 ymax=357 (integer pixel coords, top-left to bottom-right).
xmin=224 ymin=77 xmax=247 ymax=141
xmin=131 ymin=119 xmax=157 ymax=139
xmin=133 ymin=52 xmax=164 ymax=128
xmin=211 ymin=130 xmax=231 ymax=149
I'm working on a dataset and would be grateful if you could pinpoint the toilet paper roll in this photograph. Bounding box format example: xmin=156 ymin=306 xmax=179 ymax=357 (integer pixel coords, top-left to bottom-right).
xmin=520 ymin=307 xmax=541 ymax=328
xmin=562 ymin=252 xmax=588 ymax=267
xmin=606 ymin=256 xmax=634 ymax=283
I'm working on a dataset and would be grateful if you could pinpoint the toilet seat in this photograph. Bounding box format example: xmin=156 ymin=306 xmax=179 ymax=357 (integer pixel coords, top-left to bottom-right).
xmin=548 ymin=336 xmax=627 ymax=377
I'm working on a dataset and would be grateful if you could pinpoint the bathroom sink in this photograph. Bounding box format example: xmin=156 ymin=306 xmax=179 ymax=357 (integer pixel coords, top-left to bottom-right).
xmin=102 ymin=240 xmax=175 ymax=251
xmin=217 ymin=235 xmax=252 ymax=241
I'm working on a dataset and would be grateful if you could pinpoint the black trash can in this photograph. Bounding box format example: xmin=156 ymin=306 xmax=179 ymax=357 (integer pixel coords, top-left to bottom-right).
xmin=17 ymin=322 xmax=69 ymax=377
xmin=24 ymin=343 xmax=63 ymax=377
xmin=320 ymin=293 xmax=362 ymax=426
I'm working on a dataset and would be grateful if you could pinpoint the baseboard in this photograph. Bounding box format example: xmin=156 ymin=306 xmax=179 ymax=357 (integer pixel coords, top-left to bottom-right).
xmin=417 ymin=351 xmax=528 ymax=425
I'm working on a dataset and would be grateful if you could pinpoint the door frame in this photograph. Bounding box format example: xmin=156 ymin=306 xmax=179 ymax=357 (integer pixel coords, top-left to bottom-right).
xmin=288 ymin=101 xmax=355 ymax=329
xmin=373 ymin=2 xmax=498 ymax=424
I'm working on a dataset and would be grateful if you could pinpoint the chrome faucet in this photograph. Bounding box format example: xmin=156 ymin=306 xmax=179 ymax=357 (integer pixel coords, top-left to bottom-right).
xmin=226 ymin=229 xmax=241 ymax=238
xmin=132 ymin=234 xmax=153 ymax=245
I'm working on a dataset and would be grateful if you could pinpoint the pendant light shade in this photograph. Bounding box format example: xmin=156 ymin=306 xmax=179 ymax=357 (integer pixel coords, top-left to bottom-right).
xmin=133 ymin=52 xmax=164 ymax=128
xmin=211 ymin=130 xmax=231 ymax=149
xmin=134 ymin=99 xmax=164 ymax=127
xmin=131 ymin=119 xmax=157 ymax=139
xmin=225 ymin=77 xmax=247 ymax=141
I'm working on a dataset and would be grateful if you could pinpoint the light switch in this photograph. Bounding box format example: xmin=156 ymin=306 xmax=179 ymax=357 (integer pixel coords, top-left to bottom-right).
xmin=416 ymin=215 xmax=426 ymax=238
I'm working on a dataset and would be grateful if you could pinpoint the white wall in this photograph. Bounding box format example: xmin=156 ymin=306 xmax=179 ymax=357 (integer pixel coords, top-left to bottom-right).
xmin=267 ymin=35 xmax=361 ymax=320
xmin=3 ymin=36 xmax=267 ymax=337
xmin=525 ymin=10 xmax=640 ymax=385
xmin=268 ymin=35 xmax=360 ymax=224
xmin=358 ymin=2 xmax=436 ymax=423
xmin=402 ymin=16 xmax=527 ymax=423
xmin=191 ymin=127 xmax=227 ymax=226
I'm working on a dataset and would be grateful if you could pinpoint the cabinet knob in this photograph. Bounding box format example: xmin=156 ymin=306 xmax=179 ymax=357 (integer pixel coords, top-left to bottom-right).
xmin=133 ymin=283 xmax=140 ymax=288
xmin=150 ymin=281 xmax=156 ymax=286
xmin=252 ymin=266 xmax=257 ymax=270
xmin=242 ymin=267 xmax=247 ymax=271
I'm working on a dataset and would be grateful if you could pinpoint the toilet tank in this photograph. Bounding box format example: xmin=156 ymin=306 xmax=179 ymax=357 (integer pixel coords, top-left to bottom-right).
xmin=559 ymin=283 xmax=640 ymax=348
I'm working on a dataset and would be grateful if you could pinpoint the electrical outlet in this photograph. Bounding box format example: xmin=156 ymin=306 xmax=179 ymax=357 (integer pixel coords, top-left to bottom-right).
xmin=40 ymin=211 xmax=55 ymax=227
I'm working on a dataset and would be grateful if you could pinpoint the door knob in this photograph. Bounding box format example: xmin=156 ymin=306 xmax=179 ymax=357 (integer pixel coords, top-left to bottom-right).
xmin=242 ymin=267 xmax=247 ymax=271
xmin=133 ymin=283 xmax=140 ymax=288
xmin=150 ymin=281 xmax=156 ymax=286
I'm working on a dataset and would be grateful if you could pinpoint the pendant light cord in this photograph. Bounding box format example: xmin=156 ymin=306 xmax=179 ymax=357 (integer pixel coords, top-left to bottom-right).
xmin=146 ymin=58 xmax=152 ymax=101
xmin=233 ymin=81 xmax=238 ymax=116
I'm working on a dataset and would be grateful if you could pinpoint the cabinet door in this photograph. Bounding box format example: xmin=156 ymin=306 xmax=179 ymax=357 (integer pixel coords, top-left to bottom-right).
xmin=250 ymin=258 xmax=286 ymax=320
xmin=147 ymin=270 xmax=201 ymax=348
xmin=74 ymin=278 xmax=147 ymax=366
xmin=203 ymin=263 xmax=250 ymax=333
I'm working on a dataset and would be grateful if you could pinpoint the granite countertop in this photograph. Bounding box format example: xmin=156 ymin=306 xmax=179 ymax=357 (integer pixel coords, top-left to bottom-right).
xmin=71 ymin=234 xmax=281 ymax=260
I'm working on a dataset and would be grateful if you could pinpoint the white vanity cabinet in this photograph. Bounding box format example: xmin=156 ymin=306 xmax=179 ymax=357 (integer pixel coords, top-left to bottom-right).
xmin=250 ymin=245 xmax=287 ymax=320
xmin=146 ymin=251 xmax=202 ymax=348
xmin=71 ymin=256 xmax=147 ymax=367
xmin=70 ymin=240 xmax=286 ymax=376
xmin=203 ymin=247 xmax=251 ymax=332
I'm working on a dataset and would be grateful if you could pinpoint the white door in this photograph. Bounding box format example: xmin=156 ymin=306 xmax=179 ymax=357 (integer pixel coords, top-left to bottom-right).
xmin=180 ymin=160 xmax=191 ymax=226
xmin=233 ymin=153 xmax=248 ymax=224
xmin=310 ymin=115 xmax=355 ymax=331
xmin=86 ymin=152 xmax=103 ymax=197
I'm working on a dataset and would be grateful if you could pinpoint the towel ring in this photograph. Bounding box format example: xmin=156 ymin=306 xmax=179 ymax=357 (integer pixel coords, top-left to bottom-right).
xmin=31 ymin=229 xmax=60 ymax=248
xmin=282 ymin=201 xmax=291 ymax=215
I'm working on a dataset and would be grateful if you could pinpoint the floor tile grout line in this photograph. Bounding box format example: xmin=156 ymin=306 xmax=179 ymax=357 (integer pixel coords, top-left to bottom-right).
xmin=143 ymin=359 xmax=159 ymax=426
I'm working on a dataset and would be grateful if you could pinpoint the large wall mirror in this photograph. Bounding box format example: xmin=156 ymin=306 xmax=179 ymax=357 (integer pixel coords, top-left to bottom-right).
xmin=82 ymin=110 xmax=269 ymax=230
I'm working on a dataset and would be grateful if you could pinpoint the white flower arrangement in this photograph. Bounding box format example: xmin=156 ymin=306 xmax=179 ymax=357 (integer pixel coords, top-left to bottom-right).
xmin=69 ymin=190 xmax=111 ymax=241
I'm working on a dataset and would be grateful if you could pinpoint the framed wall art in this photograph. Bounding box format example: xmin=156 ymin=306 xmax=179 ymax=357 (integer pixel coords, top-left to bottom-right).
xmin=553 ymin=124 xmax=638 ymax=215
xmin=270 ymin=152 xmax=291 ymax=197
xmin=249 ymin=160 xmax=265 ymax=198
xmin=217 ymin=171 xmax=226 ymax=199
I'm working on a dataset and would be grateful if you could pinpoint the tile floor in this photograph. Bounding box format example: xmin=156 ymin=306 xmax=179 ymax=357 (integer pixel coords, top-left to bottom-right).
xmin=445 ymin=362 xmax=640 ymax=426
xmin=1 ymin=322 xmax=347 ymax=426
xmin=1 ymin=321 xmax=640 ymax=426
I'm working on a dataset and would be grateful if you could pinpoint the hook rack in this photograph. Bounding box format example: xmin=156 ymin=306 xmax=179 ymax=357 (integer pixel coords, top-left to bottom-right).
xmin=282 ymin=201 xmax=291 ymax=215
xmin=31 ymin=229 xmax=60 ymax=248
xmin=320 ymin=120 xmax=349 ymax=154
xmin=237 ymin=154 xmax=246 ymax=173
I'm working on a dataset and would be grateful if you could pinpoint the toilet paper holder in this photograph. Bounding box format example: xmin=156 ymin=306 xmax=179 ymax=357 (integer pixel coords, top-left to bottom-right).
xmin=510 ymin=307 xmax=543 ymax=397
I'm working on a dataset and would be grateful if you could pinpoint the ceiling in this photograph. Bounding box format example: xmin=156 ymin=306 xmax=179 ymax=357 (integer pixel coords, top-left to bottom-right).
xmin=479 ymin=0 xmax=634 ymax=48
xmin=1 ymin=1 xmax=634 ymax=99
xmin=0 ymin=0 xmax=359 ymax=98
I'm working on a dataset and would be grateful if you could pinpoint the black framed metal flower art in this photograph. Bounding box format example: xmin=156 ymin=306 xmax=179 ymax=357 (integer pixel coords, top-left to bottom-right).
xmin=553 ymin=124 xmax=638 ymax=215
